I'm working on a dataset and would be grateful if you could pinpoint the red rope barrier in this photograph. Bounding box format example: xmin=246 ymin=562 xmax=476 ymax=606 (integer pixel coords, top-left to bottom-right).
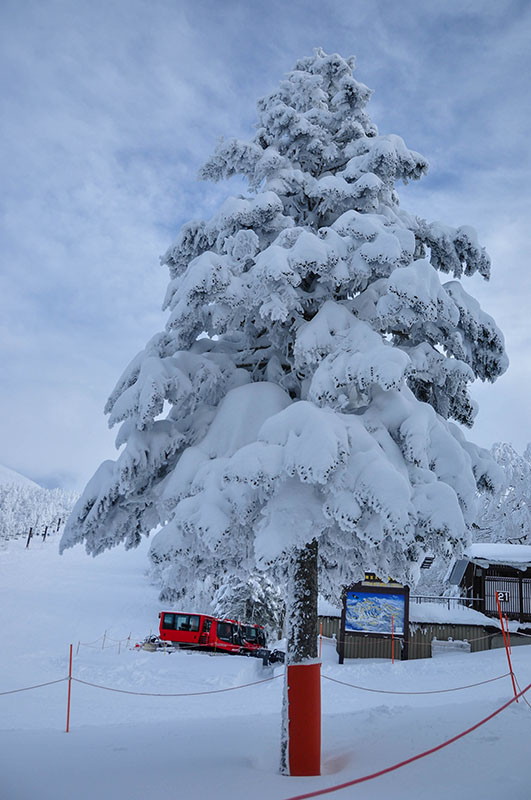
xmin=282 ymin=680 xmax=531 ymax=800
xmin=513 ymin=673 xmax=531 ymax=711
xmin=0 ymin=670 xmax=512 ymax=699
xmin=321 ymin=671 xmax=511 ymax=695
xmin=0 ymin=678 xmax=68 ymax=695
xmin=71 ymin=673 xmax=283 ymax=696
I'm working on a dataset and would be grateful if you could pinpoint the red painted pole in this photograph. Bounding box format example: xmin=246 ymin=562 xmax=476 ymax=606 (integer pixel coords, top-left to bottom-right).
xmin=66 ymin=643 xmax=73 ymax=732
xmin=505 ymin=614 xmax=512 ymax=654
xmin=391 ymin=615 xmax=394 ymax=664
xmin=496 ymin=593 xmax=518 ymax=702
xmin=287 ymin=663 xmax=321 ymax=775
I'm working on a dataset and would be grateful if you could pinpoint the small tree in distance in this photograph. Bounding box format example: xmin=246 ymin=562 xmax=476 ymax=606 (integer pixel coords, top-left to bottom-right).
xmin=62 ymin=50 xmax=507 ymax=774
xmin=475 ymin=442 xmax=531 ymax=545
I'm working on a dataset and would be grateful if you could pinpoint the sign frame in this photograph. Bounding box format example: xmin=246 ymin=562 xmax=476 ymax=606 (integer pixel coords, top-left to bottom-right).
xmin=339 ymin=581 xmax=410 ymax=663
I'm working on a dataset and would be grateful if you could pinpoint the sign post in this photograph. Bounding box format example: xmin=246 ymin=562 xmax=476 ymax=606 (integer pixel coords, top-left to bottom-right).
xmin=66 ymin=644 xmax=73 ymax=732
xmin=495 ymin=591 xmax=518 ymax=702
xmin=339 ymin=580 xmax=409 ymax=663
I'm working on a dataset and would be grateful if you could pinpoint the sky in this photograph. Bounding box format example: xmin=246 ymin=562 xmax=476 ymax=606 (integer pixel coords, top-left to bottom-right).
xmin=1 ymin=0 xmax=530 ymax=490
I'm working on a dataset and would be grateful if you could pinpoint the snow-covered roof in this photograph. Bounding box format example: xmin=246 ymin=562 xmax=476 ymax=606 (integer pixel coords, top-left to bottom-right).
xmin=409 ymin=602 xmax=500 ymax=628
xmin=465 ymin=543 xmax=531 ymax=570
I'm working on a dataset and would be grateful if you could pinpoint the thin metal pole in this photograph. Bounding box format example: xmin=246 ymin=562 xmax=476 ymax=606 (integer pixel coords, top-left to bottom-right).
xmin=496 ymin=593 xmax=518 ymax=702
xmin=66 ymin=644 xmax=73 ymax=732
xmin=505 ymin=614 xmax=511 ymax=654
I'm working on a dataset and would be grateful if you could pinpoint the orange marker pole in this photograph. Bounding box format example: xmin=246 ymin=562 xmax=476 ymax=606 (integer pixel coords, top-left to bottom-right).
xmin=286 ymin=662 xmax=321 ymax=775
xmin=66 ymin=643 xmax=73 ymax=732
xmin=496 ymin=593 xmax=518 ymax=702
xmin=505 ymin=614 xmax=512 ymax=654
xmin=319 ymin=622 xmax=323 ymax=660
xmin=391 ymin=615 xmax=394 ymax=664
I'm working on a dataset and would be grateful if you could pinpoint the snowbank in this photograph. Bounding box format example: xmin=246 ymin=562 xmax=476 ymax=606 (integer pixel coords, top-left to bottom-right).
xmin=2 ymin=535 xmax=531 ymax=799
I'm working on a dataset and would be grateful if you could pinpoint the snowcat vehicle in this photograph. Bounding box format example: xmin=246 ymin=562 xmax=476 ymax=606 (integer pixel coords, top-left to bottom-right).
xmin=158 ymin=612 xmax=244 ymax=654
xmin=136 ymin=611 xmax=284 ymax=664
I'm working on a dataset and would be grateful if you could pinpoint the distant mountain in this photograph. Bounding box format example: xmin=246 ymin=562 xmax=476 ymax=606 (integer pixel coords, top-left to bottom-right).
xmin=0 ymin=464 xmax=41 ymax=490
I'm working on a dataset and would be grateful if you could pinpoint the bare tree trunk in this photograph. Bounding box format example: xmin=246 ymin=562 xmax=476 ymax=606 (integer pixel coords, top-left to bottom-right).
xmin=280 ymin=538 xmax=320 ymax=776
xmin=286 ymin=539 xmax=318 ymax=662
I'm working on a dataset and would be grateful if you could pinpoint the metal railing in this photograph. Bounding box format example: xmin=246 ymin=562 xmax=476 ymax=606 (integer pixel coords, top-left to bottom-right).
xmin=411 ymin=595 xmax=484 ymax=611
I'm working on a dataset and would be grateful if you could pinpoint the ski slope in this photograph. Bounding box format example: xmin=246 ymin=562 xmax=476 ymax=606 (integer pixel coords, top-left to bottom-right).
xmin=0 ymin=463 xmax=41 ymax=489
xmin=1 ymin=533 xmax=530 ymax=800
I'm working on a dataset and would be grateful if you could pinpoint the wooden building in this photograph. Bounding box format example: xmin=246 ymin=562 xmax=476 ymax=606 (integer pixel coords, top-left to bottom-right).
xmin=318 ymin=613 xmax=507 ymax=661
xmin=448 ymin=543 xmax=531 ymax=623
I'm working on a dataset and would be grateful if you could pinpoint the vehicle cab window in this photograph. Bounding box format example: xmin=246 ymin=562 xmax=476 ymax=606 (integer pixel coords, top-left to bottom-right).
xmin=216 ymin=621 xmax=232 ymax=642
xmin=189 ymin=615 xmax=200 ymax=632
xmin=174 ymin=614 xmax=200 ymax=631
xmin=162 ymin=613 xmax=175 ymax=629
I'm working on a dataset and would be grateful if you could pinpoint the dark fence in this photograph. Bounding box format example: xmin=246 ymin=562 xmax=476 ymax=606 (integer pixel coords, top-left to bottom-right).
xmin=410 ymin=595 xmax=482 ymax=611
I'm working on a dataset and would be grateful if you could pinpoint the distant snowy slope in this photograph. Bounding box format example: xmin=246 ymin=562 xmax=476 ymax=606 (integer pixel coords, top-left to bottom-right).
xmin=0 ymin=463 xmax=41 ymax=489
xmin=0 ymin=466 xmax=78 ymax=544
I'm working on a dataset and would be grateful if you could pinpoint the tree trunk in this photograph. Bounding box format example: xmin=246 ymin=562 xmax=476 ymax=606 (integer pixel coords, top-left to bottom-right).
xmin=280 ymin=538 xmax=320 ymax=776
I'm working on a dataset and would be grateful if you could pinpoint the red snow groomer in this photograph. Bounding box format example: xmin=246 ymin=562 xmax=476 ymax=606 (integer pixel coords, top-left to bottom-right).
xmin=146 ymin=611 xmax=283 ymax=663
xmin=158 ymin=612 xmax=245 ymax=654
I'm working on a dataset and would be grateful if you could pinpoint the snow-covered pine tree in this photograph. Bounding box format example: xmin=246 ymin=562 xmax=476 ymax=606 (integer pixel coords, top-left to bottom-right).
xmin=62 ymin=50 xmax=507 ymax=773
xmin=212 ymin=574 xmax=285 ymax=637
xmin=475 ymin=442 xmax=531 ymax=544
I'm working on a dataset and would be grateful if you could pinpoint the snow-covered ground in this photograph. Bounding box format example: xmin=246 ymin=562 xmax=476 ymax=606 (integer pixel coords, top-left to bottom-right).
xmin=1 ymin=534 xmax=530 ymax=800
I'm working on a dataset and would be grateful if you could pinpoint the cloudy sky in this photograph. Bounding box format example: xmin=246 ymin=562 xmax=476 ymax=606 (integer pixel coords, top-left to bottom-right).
xmin=1 ymin=0 xmax=530 ymax=489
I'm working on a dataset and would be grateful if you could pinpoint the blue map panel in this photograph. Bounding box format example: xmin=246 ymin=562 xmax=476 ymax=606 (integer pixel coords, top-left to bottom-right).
xmin=345 ymin=590 xmax=405 ymax=635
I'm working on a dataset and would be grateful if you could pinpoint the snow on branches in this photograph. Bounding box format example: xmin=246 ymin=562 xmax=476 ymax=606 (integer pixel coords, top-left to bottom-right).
xmin=476 ymin=442 xmax=531 ymax=545
xmin=62 ymin=49 xmax=506 ymax=606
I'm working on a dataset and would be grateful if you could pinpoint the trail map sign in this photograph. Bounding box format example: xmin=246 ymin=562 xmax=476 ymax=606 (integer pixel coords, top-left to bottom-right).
xmin=339 ymin=580 xmax=410 ymax=662
xmin=345 ymin=589 xmax=406 ymax=635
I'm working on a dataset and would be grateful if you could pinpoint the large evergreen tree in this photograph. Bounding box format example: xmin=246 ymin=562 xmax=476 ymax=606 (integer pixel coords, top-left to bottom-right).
xmin=62 ymin=50 xmax=507 ymax=773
